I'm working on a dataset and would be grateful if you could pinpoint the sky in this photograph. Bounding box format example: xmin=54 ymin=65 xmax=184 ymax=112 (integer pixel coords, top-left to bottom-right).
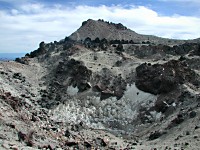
xmin=0 ymin=0 xmax=200 ymax=53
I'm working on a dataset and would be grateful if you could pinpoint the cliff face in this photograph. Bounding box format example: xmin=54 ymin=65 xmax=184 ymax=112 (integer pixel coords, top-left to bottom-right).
xmin=1 ymin=19 xmax=200 ymax=149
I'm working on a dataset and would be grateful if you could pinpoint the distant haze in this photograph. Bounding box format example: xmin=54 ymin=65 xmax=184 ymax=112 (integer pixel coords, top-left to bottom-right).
xmin=0 ymin=53 xmax=26 ymax=61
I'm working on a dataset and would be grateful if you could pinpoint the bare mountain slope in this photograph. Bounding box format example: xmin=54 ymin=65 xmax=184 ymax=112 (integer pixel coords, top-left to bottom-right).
xmin=1 ymin=19 xmax=200 ymax=149
xmin=69 ymin=19 xmax=184 ymax=45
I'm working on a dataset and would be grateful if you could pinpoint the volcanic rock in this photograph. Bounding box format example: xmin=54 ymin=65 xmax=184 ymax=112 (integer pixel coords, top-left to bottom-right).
xmin=1 ymin=19 xmax=200 ymax=149
xmin=135 ymin=60 xmax=198 ymax=94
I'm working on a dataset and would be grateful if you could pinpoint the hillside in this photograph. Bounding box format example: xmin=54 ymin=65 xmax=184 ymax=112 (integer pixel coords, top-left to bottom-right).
xmin=69 ymin=19 xmax=184 ymax=45
xmin=0 ymin=19 xmax=200 ymax=149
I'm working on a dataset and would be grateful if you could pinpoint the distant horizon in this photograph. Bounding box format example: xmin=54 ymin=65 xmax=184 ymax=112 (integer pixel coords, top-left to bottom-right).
xmin=0 ymin=53 xmax=26 ymax=61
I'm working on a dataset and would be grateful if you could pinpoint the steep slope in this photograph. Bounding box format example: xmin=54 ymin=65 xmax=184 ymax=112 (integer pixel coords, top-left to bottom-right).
xmin=190 ymin=37 xmax=200 ymax=43
xmin=69 ymin=19 xmax=184 ymax=45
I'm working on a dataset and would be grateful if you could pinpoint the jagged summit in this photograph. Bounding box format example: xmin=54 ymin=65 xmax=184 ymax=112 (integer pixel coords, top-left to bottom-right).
xmin=69 ymin=19 xmax=183 ymax=45
xmin=69 ymin=19 xmax=134 ymax=41
xmin=83 ymin=19 xmax=128 ymax=30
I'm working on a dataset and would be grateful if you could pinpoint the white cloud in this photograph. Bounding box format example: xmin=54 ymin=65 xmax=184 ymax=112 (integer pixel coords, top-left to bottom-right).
xmin=0 ymin=3 xmax=200 ymax=53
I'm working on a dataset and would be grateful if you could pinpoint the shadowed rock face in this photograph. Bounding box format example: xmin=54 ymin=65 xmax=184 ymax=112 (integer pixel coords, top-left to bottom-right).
xmin=56 ymin=59 xmax=92 ymax=92
xmin=38 ymin=59 xmax=93 ymax=108
xmin=135 ymin=60 xmax=199 ymax=95
xmin=126 ymin=43 xmax=200 ymax=60
xmin=92 ymin=68 xmax=127 ymax=100
xmin=40 ymin=58 xmax=128 ymax=108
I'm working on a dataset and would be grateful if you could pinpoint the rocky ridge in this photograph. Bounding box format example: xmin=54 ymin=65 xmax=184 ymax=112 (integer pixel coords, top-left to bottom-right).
xmin=0 ymin=19 xmax=200 ymax=149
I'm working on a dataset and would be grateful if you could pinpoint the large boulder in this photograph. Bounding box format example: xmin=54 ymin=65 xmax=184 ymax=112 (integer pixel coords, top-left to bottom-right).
xmin=56 ymin=59 xmax=92 ymax=92
xmin=135 ymin=60 xmax=198 ymax=94
xmin=92 ymin=68 xmax=127 ymax=100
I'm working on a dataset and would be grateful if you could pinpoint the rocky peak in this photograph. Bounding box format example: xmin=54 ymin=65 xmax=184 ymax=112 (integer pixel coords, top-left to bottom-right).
xmin=82 ymin=19 xmax=128 ymax=30
xmin=69 ymin=19 xmax=184 ymax=45
xmin=69 ymin=19 xmax=139 ymax=41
